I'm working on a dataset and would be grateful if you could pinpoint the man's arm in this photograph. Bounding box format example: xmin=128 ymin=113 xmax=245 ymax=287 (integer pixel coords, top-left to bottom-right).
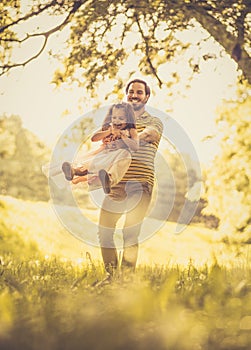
xmin=139 ymin=116 xmax=163 ymax=143
xmin=139 ymin=127 xmax=160 ymax=143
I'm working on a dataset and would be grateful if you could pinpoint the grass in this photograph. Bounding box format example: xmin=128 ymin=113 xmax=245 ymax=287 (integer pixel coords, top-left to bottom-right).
xmin=0 ymin=194 xmax=249 ymax=268
xmin=0 ymin=195 xmax=251 ymax=349
xmin=0 ymin=255 xmax=251 ymax=350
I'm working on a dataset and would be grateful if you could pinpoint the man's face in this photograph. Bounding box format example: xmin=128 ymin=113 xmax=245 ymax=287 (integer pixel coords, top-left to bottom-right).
xmin=126 ymin=82 xmax=149 ymax=111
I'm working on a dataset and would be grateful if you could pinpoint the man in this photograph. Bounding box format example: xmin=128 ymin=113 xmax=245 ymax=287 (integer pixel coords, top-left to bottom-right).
xmin=98 ymin=78 xmax=163 ymax=276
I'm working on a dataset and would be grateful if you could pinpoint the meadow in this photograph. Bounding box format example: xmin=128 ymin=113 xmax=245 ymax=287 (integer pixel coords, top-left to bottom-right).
xmin=0 ymin=195 xmax=251 ymax=350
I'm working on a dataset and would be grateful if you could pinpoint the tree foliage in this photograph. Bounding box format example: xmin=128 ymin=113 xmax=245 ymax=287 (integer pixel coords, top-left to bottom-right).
xmin=149 ymin=147 xmax=219 ymax=227
xmin=0 ymin=114 xmax=51 ymax=201
xmin=1 ymin=0 xmax=251 ymax=93
xmin=204 ymin=92 xmax=251 ymax=242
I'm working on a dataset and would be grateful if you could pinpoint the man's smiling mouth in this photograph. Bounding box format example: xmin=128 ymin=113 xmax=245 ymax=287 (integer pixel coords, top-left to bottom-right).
xmin=130 ymin=98 xmax=140 ymax=102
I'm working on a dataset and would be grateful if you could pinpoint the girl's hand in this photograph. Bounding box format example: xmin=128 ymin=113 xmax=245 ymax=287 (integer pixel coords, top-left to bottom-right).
xmin=120 ymin=130 xmax=128 ymax=138
xmin=111 ymin=126 xmax=121 ymax=138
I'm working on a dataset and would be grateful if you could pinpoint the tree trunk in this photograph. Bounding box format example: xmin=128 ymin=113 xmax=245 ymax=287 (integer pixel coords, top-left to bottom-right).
xmin=192 ymin=9 xmax=251 ymax=84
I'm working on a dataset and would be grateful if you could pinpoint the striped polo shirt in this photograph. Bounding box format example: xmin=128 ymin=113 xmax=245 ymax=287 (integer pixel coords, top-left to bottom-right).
xmin=121 ymin=110 xmax=163 ymax=187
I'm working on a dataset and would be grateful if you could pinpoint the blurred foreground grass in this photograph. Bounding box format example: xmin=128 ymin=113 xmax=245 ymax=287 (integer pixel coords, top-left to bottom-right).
xmin=0 ymin=195 xmax=251 ymax=349
xmin=0 ymin=255 xmax=251 ymax=350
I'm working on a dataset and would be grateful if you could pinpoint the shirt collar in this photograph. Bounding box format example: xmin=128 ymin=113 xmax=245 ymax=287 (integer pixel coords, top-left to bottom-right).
xmin=137 ymin=110 xmax=150 ymax=119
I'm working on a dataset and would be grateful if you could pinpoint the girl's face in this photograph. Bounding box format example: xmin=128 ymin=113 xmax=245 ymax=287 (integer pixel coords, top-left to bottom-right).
xmin=111 ymin=108 xmax=127 ymax=129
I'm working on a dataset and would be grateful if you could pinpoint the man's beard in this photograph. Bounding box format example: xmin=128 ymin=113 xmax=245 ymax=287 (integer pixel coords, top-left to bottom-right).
xmin=131 ymin=98 xmax=148 ymax=111
xmin=132 ymin=102 xmax=145 ymax=111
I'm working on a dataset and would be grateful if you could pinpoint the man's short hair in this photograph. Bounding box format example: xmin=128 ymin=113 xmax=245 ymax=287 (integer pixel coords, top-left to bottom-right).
xmin=125 ymin=79 xmax=151 ymax=96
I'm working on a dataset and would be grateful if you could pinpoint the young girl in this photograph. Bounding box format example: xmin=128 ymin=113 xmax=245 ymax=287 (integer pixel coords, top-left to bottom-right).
xmin=62 ymin=102 xmax=138 ymax=193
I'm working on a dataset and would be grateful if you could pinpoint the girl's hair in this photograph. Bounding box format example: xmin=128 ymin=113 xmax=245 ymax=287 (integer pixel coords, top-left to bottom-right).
xmin=102 ymin=102 xmax=136 ymax=130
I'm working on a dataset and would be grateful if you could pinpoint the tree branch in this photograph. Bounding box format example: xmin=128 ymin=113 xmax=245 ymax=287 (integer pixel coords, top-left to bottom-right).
xmin=134 ymin=13 xmax=163 ymax=87
xmin=2 ymin=37 xmax=48 ymax=75
xmin=0 ymin=0 xmax=84 ymax=75
xmin=0 ymin=0 xmax=58 ymax=34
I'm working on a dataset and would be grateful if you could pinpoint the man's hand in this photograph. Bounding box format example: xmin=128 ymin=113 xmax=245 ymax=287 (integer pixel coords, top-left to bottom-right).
xmin=139 ymin=127 xmax=159 ymax=143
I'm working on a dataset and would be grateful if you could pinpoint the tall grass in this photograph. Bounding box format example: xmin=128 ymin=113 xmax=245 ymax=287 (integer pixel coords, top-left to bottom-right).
xmin=0 ymin=254 xmax=251 ymax=350
xmin=1 ymin=195 xmax=251 ymax=349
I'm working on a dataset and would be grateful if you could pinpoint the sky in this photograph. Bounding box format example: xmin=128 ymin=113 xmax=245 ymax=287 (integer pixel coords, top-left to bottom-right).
xmin=0 ymin=10 xmax=239 ymax=166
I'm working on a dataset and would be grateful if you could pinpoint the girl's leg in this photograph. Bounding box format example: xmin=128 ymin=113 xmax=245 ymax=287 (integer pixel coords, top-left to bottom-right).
xmin=62 ymin=162 xmax=88 ymax=180
xmin=86 ymin=143 xmax=106 ymax=156
xmin=98 ymin=150 xmax=131 ymax=194
xmin=74 ymin=167 xmax=88 ymax=176
xmin=74 ymin=144 xmax=107 ymax=174
xmin=71 ymin=175 xmax=88 ymax=184
xmin=108 ymin=149 xmax=132 ymax=185
xmin=62 ymin=144 xmax=106 ymax=181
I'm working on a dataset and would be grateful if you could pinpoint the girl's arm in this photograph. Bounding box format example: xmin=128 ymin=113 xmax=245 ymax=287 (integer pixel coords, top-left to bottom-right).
xmin=91 ymin=127 xmax=112 ymax=142
xmin=120 ymin=128 xmax=139 ymax=152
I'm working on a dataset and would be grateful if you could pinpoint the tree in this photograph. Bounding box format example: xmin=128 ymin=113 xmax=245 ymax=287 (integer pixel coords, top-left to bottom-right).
xmin=0 ymin=113 xmax=96 ymax=203
xmin=203 ymin=92 xmax=251 ymax=242
xmin=1 ymin=0 xmax=251 ymax=93
xmin=0 ymin=114 xmax=51 ymax=201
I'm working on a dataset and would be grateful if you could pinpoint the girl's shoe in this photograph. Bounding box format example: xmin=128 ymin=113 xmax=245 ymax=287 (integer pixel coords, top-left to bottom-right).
xmin=98 ymin=169 xmax=111 ymax=194
xmin=62 ymin=162 xmax=74 ymax=181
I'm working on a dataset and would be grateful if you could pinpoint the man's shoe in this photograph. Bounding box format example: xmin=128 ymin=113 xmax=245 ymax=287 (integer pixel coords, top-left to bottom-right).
xmin=92 ymin=273 xmax=112 ymax=287
xmin=62 ymin=162 xmax=74 ymax=181
xmin=98 ymin=169 xmax=111 ymax=194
